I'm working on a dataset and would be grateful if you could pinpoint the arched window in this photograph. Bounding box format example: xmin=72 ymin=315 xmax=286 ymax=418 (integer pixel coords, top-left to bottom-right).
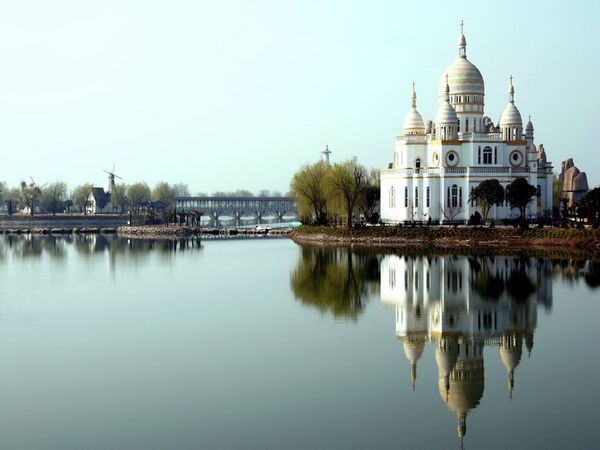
xmin=483 ymin=146 xmax=493 ymax=164
xmin=451 ymin=185 xmax=458 ymax=208
xmin=494 ymin=146 xmax=497 ymax=164
xmin=415 ymin=187 xmax=419 ymax=208
xmin=426 ymin=186 xmax=430 ymax=208
xmin=415 ymin=158 xmax=421 ymax=170
xmin=404 ymin=187 xmax=408 ymax=207
xmin=389 ymin=186 xmax=395 ymax=208
xmin=447 ymin=187 xmax=451 ymax=208
xmin=459 ymin=187 xmax=463 ymax=207
xmin=478 ymin=146 xmax=481 ymax=164
xmin=465 ymin=118 xmax=469 ymax=132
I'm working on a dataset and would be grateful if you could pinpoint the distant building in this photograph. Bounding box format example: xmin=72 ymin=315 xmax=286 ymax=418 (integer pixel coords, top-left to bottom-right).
xmin=87 ymin=188 xmax=117 ymax=214
xmin=381 ymin=25 xmax=553 ymax=223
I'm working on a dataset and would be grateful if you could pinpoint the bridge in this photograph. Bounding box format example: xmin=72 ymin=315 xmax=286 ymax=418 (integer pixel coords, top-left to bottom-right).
xmin=175 ymin=196 xmax=298 ymax=223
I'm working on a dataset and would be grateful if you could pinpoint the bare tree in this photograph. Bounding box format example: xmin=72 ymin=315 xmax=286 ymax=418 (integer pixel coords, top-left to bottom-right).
xmin=326 ymin=158 xmax=369 ymax=227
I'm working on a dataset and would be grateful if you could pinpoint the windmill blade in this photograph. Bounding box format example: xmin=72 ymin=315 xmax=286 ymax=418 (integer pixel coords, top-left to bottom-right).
xmin=104 ymin=169 xmax=112 ymax=175
xmin=114 ymin=174 xmax=123 ymax=180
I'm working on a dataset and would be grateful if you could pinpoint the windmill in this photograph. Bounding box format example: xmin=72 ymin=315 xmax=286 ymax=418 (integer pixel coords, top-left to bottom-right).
xmin=22 ymin=177 xmax=47 ymax=216
xmin=29 ymin=176 xmax=47 ymax=191
xmin=103 ymin=164 xmax=123 ymax=194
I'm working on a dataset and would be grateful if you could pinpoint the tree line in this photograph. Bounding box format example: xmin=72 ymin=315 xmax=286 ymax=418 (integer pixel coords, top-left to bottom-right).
xmin=290 ymin=158 xmax=380 ymax=227
xmin=0 ymin=181 xmax=287 ymax=215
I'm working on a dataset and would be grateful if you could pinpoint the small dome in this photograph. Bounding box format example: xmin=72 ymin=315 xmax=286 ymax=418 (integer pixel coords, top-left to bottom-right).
xmin=436 ymin=102 xmax=458 ymax=125
xmin=525 ymin=116 xmax=534 ymax=132
xmin=499 ymin=76 xmax=523 ymax=126
xmin=403 ymin=84 xmax=425 ymax=134
xmin=404 ymin=109 xmax=425 ymax=133
xmin=499 ymin=102 xmax=523 ymax=126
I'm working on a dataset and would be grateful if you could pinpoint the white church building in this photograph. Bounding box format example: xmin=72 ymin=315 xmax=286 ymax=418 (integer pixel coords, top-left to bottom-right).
xmin=380 ymin=26 xmax=553 ymax=223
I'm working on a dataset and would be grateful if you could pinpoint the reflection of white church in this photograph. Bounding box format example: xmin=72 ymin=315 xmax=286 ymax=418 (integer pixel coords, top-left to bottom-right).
xmin=380 ymin=254 xmax=552 ymax=443
xmin=380 ymin=25 xmax=553 ymax=223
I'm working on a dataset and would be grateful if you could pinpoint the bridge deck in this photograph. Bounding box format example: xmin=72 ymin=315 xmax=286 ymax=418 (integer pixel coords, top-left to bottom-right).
xmin=175 ymin=196 xmax=298 ymax=220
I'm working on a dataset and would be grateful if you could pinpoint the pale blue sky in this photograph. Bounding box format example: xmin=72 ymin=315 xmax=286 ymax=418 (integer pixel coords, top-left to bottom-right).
xmin=0 ymin=0 xmax=597 ymax=194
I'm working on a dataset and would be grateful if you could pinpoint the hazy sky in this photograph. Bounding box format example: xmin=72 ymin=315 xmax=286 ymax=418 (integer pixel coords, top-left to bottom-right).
xmin=0 ymin=0 xmax=597 ymax=194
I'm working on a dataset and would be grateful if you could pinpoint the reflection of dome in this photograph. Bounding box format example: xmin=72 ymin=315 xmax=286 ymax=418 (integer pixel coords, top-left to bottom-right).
xmin=438 ymin=370 xmax=484 ymax=415
xmin=500 ymin=332 xmax=523 ymax=398
xmin=435 ymin=337 xmax=459 ymax=376
xmin=403 ymin=340 xmax=426 ymax=389
xmin=500 ymin=332 xmax=523 ymax=371
xmin=438 ymin=358 xmax=485 ymax=441
xmin=404 ymin=340 xmax=425 ymax=363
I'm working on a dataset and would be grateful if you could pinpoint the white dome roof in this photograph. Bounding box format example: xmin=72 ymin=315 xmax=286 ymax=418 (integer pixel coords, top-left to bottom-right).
xmin=404 ymin=109 xmax=425 ymax=132
xmin=436 ymin=101 xmax=458 ymax=125
xmin=525 ymin=117 xmax=534 ymax=132
xmin=438 ymin=57 xmax=484 ymax=99
xmin=499 ymin=102 xmax=522 ymax=126
xmin=403 ymin=85 xmax=425 ymax=134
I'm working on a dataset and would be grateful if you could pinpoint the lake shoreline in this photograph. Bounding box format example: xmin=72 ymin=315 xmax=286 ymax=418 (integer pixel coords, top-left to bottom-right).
xmin=291 ymin=226 xmax=600 ymax=258
xmin=117 ymin=225 xmax=292 ymax=238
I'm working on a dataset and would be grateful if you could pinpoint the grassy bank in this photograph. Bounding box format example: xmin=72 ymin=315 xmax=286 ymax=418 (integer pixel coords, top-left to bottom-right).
xmin=291 ymin=225 xmax=600 ymax=252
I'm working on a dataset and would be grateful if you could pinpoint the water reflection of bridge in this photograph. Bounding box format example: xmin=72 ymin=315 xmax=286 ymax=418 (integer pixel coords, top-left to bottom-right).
xmin=175 ymin=196 xmax=298 ymax=224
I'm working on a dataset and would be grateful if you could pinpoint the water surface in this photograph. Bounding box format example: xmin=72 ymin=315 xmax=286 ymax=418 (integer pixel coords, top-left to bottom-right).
xmin=0 ymin=235 xmax=597 ymax=450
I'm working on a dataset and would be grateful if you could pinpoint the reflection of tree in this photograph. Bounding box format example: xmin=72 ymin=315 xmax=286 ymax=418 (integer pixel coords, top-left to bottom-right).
xmin=469 ymin=257 xmax=505 ymax=300
xmin=0 ymin=235 xmax=202 ymax=261
xmin=290 ymin=245 xmax=380 ymax=320
xmin=584 ymin=262 xmax=600 ymax=289
xmin=0 ymin=235 xmax=67 ymax=260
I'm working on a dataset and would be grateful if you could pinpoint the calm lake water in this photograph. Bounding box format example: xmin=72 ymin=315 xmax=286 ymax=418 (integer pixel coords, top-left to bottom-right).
xmin=0 ymin=235 xmax=598 ymax=450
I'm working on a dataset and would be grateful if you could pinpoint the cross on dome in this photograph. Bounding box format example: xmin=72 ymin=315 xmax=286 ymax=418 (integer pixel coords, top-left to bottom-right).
xmin=458 ymin=20 xmax=467 ymax=57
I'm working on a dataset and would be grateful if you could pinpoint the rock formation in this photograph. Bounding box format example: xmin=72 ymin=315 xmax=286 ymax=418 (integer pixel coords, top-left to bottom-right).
xmin=560 ymin=158 xmax=589 ymax=207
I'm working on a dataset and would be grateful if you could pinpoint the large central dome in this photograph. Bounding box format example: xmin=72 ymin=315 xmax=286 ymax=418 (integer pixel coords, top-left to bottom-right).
xmin=437 ymin=32 xmax=484 ymax=100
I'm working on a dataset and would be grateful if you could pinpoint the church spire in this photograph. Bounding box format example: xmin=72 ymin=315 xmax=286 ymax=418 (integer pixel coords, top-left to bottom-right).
xmin=508 ymin=75 xmax=515 ymax=103
xmin=458 ymin=20 xmax=467 ymax=58
xmin=411 ymin=82 xmax=417 ymax=109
